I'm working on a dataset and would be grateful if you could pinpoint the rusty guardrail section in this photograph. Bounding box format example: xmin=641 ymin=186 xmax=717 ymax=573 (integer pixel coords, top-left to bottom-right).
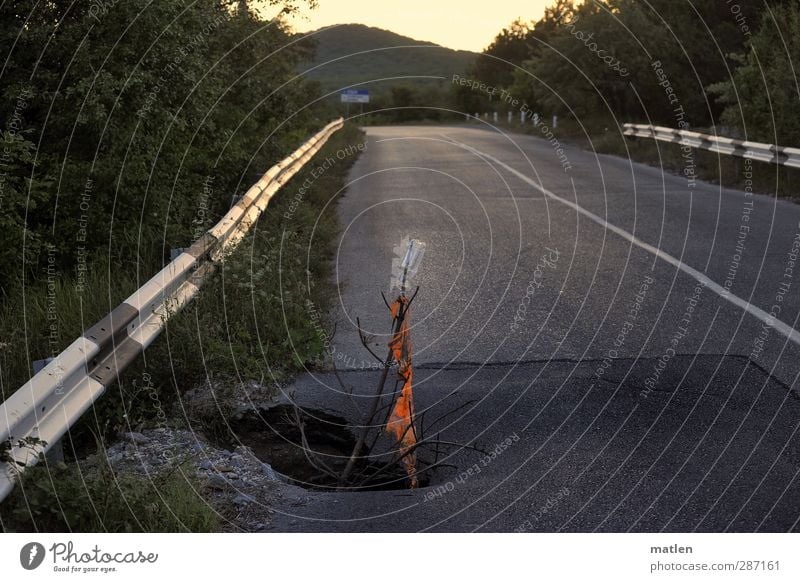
xmin=0 ymin=118 xmax=344 ymax=502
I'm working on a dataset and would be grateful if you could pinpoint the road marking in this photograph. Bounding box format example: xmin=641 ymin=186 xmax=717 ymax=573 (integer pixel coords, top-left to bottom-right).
xmin=443 ymin=135 xmax=800 ymax=349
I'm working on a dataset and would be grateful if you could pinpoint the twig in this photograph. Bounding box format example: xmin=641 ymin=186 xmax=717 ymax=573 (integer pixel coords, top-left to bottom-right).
xmin=366 ymin=377 xmax=404 ymax=453
xmin=422 ymin=399 xmax=479 ymax=436
xmin=356 ymin=317 xmax=386 ymax=364
xmin=352 ymin=435 xmax=476 ymax=488
xmin=406 ymin=286 xmax=420 ymax=307
xmin=331 ymin=357 xmax=351 ymax=394
xmin=292 ymin=407 xmax=340 ymax=480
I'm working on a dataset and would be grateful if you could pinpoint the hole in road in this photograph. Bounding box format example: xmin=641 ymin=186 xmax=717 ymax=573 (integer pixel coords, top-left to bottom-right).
xmin=230 ymin=405 xmax=430 ymax=491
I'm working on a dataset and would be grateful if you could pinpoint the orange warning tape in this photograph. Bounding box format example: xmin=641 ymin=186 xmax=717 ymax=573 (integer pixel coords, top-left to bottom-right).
xmin=386 ymin=295 xmax=418 ymax=488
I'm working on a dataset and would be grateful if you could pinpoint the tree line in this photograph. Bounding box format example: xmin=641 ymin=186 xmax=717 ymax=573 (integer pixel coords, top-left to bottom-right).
xmin=452 ymin=0 xmax=799 ymax=145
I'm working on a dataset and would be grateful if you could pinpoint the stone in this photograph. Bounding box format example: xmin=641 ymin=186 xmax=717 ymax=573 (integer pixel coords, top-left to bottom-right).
xmin=206 ymin=474 xmax=229 ymax=489
xmin=261 ymin=463 xmax=279 ymax=481
xmin=107 ymin=451 xmax=125 ymax=464
xmin=122 ymin=432 xmax=149 ymax=444
xmin=233 ymin=493 xmax=254 ymax=506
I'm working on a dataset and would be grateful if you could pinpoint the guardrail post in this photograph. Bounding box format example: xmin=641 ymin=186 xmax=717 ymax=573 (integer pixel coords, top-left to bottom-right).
xmin=521 ymin=111 xmax=527 ymax=124
xmin=493 ymin=112 xmax=498 ymax=124
xmin=507 ymin=111 xmax=513 ymax=124
xmin=533 ymin=113 xmax=540 ymax=127
xmin=552 ymin=115 xmax=558 ymax=129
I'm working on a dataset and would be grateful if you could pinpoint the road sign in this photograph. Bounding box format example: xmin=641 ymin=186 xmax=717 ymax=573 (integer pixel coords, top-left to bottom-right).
xmin=341 ymin=89 xmax=370 ymax=104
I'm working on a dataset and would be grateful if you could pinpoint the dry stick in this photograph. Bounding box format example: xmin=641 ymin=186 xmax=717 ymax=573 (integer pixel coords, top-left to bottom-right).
xmin=331 ymin=358 xmax=365 ymax=418
xmin=339 ymin=287 xmax=420 ymax=486
xmin=325 ymin=325 xmax=366 ymax=418
xmin=292 ymin=407 xmax=339 ymax=480
xmin=338 ymin=301 xmax=407 ymax=485
xmin=366 ymin=377 xmax=404 ymax=454
xmin=360 ymin=434 xmax=489 ymax=488
xmin=337 ymin=347 xmax=394 ymax=485
xmin=356 ymin=317 xmax=385 ymax=365
xmin=349 ymin=396 xmax=419 ymax=484
xmin=413 ymin=459 xmax=458 ymax=477
xmin=351 ymin=401 xmax=466 ymax=487
xmin=423 ymin=399 xmax=480 ymax=436
xmin=368 ymin=361 xmax=471 ymax=473
xmin=363 ymin=289 xmax=421 ymax=453
xmin=331 ymin=357 xmax=351 ymax=394
xmin=352 ymin=436 xmax=473 ymax=487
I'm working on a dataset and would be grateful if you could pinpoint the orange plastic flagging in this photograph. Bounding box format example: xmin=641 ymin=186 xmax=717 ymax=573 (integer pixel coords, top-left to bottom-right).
xmin=386 ymin=295 xmax=418 ymax=488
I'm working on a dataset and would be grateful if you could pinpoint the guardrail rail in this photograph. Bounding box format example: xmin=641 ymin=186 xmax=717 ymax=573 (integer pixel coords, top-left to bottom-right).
xmin=623 ymin=123 xmax=800 ymax=169
xmin=0 ymin=118 xmax=344 ymax=502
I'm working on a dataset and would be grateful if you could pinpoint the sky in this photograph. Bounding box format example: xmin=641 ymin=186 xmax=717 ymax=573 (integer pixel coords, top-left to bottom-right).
xmin=263 ymin=0 xmax=552 ymax=52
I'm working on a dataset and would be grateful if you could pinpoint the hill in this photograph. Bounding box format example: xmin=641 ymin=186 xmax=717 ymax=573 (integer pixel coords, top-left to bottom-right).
xmin=299 ymin=24 xmax=477 ymax=96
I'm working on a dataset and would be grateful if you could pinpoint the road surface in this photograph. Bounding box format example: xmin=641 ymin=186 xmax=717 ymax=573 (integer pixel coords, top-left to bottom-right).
xmin=262 ymin=124 xmax=800 ymax=532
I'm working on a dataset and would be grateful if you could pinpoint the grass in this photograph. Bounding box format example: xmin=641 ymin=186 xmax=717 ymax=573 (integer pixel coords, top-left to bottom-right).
xmin=0 ymin=461 xmax=218 ymax=533
xmin=592 ymin=131 xmax=800 ymax=202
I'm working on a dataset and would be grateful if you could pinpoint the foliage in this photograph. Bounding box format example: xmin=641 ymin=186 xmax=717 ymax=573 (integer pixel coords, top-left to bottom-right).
xmin=709 ymin=3 xmax=800 ymax=146
xmin=1 ymin=462 xmax=218 ymax=532
xmin=0 ymin=0 xmax=317 ymax=296
xmin=454 ymin=0 xmax=786 ymax=136
xmin=0 ymin=0 xmax=363 ymax=452
xmin=472 ymin=19 xmax=538 ymax=89
xmin=147 ymin=124 xmax=364 ymax=390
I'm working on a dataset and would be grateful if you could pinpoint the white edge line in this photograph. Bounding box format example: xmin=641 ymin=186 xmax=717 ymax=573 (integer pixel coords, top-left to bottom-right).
xmin=445 ymin=136 xmax=800 ymax=349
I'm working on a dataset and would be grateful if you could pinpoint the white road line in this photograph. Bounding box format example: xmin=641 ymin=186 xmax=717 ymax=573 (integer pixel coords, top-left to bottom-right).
xmin=443 ymin=135 xmax=800 ymax=348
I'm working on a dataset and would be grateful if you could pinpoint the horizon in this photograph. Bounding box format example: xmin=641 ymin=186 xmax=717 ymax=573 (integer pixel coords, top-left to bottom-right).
xmin=260 ymin=0 xmax=551 ymax=52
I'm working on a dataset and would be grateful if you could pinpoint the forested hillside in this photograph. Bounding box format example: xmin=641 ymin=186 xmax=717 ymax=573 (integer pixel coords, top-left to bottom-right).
xmin=301 ymin=23 xmax=475 ymax=94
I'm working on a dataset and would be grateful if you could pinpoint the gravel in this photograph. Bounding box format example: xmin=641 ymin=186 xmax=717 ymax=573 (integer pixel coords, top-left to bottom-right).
xmin=101 ymin=426 xmax=287 ymax=532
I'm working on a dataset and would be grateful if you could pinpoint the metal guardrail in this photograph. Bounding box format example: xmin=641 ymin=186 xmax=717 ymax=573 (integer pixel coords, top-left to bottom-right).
xmin=623 ymin=123 xmax=800 ymax=169
xmin=0 ymin=118 xmax=344 ymax=502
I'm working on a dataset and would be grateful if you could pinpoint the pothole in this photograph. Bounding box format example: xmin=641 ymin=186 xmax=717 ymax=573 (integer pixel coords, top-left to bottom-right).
xmin=228 ymin=405 xmax=430 ymax=491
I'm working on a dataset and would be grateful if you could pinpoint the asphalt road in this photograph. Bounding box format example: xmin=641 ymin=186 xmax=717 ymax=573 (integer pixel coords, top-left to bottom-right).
xmin=262 ymin=124 xmax=800 ymax=532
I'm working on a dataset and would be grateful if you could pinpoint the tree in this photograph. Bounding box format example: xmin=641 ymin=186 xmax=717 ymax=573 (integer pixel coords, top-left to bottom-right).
xmin=709 ymin=3 xmax=800 ymax=145
xmin=0 ymin=0 xmax=319 ymax=294
xmin=390 ymin=86 xmax=422 ymax=122
xmin=504 ymin=0 xmax=771 ymax=126
xmin=472 ymin=19 xmax=538 ymax=89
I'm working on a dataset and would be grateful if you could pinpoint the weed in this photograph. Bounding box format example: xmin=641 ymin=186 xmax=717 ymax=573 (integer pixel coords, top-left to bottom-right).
xmin=1 ymin=461 xmax=218 ymax=533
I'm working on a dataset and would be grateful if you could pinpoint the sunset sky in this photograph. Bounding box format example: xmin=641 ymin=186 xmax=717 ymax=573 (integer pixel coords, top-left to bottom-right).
xmin=264 ymin=0 xmax=552 ymax=52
